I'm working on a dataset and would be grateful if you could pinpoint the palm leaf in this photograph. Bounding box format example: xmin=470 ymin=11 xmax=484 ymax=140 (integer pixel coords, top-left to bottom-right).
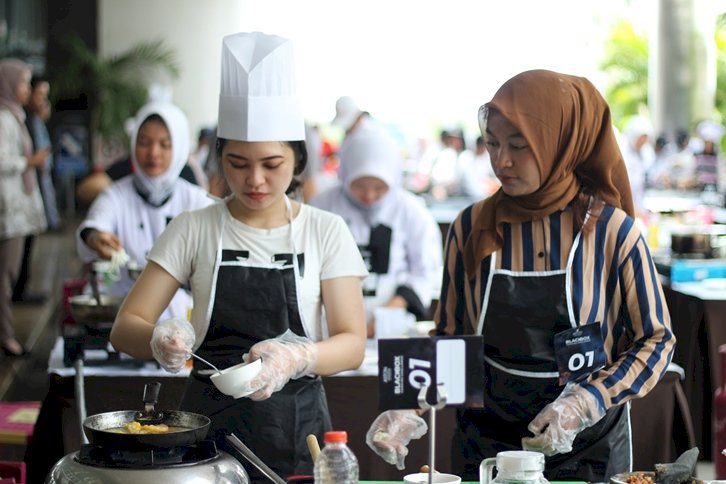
xmin=50 ymin=33 xmax=181 ymax=144
xmin=599 ymin=20 xmax=649 ymax=129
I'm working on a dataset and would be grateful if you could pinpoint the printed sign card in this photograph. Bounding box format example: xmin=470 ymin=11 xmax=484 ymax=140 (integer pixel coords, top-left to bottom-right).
xmin=377 ymin=335 xmax=484 ymax=410
xmin=553 ymin=322 xmax=606 ymax=385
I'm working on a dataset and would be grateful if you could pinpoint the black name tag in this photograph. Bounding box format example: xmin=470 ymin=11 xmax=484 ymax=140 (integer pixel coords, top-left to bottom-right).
xmin=553 ymin=322 xmax=606 ymax=385
xmin=377 ymin=336 xmax=484 ymax=410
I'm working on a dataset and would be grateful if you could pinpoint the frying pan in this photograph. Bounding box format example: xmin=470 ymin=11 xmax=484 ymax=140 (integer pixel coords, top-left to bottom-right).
xmin=83 ymin=380 xmax=210 ymax=448
xmin=83 ymin=409 xmax=210 ymax=448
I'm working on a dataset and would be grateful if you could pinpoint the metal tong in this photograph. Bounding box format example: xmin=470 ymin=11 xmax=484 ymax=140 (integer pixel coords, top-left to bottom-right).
xmin=226 ymin=433 xmax=286 ymax=484
xmin=418 ymin=383 xmax=448 ymax=484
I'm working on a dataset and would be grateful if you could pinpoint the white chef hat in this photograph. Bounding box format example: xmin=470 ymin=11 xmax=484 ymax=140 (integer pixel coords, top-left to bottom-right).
xmin=623 ymin=115 xmax=653 ymax=146
xmin=696 ymin=121 xmax=725 ymax=143
xmin=331 ymin=96 xmax=362 ymax=131
xmin=217 ymin=31 xmax=305 ymax=142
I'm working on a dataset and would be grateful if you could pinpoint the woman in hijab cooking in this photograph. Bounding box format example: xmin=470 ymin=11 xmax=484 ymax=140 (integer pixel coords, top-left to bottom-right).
xmin=76 ymin=100 xmax=212 ymax=320
xmin=110 ymin=32 xmax=368 ymax=481
xmin=366 ymin=69 xmax=675 ymax=482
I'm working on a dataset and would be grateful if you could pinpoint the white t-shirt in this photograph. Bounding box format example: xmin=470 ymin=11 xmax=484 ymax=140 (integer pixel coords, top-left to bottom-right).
xmin=76 ymin=176 xmax=213 ymax=319
xmin=148 ymin=201 xmax=368 ymax=346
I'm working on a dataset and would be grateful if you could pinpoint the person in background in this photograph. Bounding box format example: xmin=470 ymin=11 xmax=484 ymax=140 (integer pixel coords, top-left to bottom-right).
xmin=298 ymin=122 xmax=324 ymax=202
xmin=75 ymin=125 xmax=206 ymax=208
xmin=310 ymin=127 xmax=442 ymax=338
xmin=652 ymin=129 xmax=696 ymax=190
xmin=0 ymin=59 xmax=49 ymax=355
xmin=76 ymin=100 xmax=212 ymax=321
xmin=426 ymin=127 xmax=472 ymax=199
xmin=619 ymin=115 xmax=655 ymax=218
xmin=331 ymin=95 xmax=369 ymax=142
xmin=647 ymin=133 xmax=673 ymax=189
xmin=693 ymin=120 xmax=725 ymax=192
xmin=365 ymin=69 xmax=674 ymax=482
xmin=109 ymin=32 xmax=368 ymax=480
xmin=26 ymin=76 xmax=61 ymax=231
xmin=11 ymin=76 xmax=57 ymax=305
xmin=201 ymin=127 xmax=231 ymax=198
xmin=459 ymin=135 xmax=500 ymax=200
xmin=185 ymin=126 xmax=212 ymax=192
xmin=192 ymin=127 xmax=214 ymax=171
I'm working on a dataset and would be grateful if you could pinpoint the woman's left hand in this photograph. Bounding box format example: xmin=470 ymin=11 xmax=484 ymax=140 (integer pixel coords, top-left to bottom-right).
xmin=244 ymin=330 xmax=318 ymax=401
xmin=521 ymin=383 xmax=605 ymax=456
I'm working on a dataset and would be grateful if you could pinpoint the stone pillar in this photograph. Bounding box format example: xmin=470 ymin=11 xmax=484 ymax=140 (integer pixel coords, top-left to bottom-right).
xmin=650 ymin=0 xmax=716 ymax=142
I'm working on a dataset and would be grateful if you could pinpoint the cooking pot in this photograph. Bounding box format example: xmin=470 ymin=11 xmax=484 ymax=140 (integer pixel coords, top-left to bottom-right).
xmin=69 ymin=293 xmax=125 ymax=324
xmin=670 ymin=225 xmax=726 ymax=258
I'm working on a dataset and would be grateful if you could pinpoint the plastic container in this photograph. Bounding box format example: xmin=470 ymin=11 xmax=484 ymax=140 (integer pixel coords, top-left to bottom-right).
xmin=714 ymin=344 xmax=726 ymax=478
xmin=480 ymin=450 xmax=549 ymax=484
xmin=313 ymin=430 xmax=358 ymax=484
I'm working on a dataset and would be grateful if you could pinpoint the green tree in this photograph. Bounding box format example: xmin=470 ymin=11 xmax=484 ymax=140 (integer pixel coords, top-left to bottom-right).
xmin=599 ymin=20 xmax=650 ymax=130
xmin=715 ymin=13 xmax=726 ymax=125
xmin=50 ymin=33 xmax=180 ymax=149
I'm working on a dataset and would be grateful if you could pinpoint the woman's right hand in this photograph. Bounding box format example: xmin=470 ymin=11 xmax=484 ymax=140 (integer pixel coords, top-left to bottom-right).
xmin=150 ymin=318 xmax=195 ymax=373
xmin=85 ymin=230 xmax=123 ymax=260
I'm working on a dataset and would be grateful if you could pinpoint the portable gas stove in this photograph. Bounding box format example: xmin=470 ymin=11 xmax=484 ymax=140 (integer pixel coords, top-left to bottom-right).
xmin=46 ymin=439 xmax=249 ymax=483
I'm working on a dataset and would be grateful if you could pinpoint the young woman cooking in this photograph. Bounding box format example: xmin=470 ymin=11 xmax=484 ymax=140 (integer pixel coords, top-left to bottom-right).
xmin=110 ymin=32 xmax=368 ymax=480
xmin=365 ymin=69 xmax=675 ymax=482
xmin=76 ymin=100 xmax=212 ymax=320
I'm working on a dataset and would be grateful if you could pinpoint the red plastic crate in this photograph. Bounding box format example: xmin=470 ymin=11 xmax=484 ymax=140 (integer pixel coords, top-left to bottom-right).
xmin=0 ymin=403 xmax=40 ymax=445
xmin=0 ymin=460 xmax=25 ymax=484
xmin=61 ymin=277 xmax=88 ymax=326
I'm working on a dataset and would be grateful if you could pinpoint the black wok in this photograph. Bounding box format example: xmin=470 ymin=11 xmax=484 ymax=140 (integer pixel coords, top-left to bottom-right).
xmin=83 ymin=409 xmax=210 ymax=448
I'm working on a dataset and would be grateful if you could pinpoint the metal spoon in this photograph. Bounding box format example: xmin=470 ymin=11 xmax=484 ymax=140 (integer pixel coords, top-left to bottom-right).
xmin=190 ymin=353 xmax=221 ymax=373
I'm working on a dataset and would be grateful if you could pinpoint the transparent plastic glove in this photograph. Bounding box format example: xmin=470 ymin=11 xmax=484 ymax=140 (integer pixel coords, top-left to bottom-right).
xmin=243 ymin=329 xmax=318 ymax=401
xmin=522 ymin=383 xmax=605 ymax=456
xmin=150 ymin=317 xmax=195 ymax=373
xmin=365 ymin=409 xmax=428 ymax=470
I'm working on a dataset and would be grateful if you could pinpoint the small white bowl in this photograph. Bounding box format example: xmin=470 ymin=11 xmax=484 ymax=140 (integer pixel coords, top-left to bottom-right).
xmin=210 ymin=358 xmax=262 ymax=399
xmin=404 ymin=473 xmax=461 ymax=484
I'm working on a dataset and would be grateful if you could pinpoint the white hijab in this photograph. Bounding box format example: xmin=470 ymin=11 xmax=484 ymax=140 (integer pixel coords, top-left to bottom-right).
xmin=339 ymin=126 xmax=402 ymax=224
xmin=129 ymin=101 xmax=190 ymax=206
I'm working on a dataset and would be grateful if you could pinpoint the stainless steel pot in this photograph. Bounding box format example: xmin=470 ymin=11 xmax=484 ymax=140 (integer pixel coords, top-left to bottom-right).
xmin=670 ymin=232 xmax=713 ymax=257
xmin=670 ymin=225 xmax=726 ymax=258
xmin=69 ymin=294 xmax=125 ymax=324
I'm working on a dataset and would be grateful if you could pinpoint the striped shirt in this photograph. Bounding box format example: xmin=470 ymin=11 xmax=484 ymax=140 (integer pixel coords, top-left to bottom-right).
xmin=435 ymin=202 xmax=675 ymax=411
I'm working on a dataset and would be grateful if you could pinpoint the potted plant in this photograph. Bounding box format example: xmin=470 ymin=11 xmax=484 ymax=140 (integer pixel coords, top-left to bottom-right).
xmin=50 ymin=32 xmax=181 ymax=166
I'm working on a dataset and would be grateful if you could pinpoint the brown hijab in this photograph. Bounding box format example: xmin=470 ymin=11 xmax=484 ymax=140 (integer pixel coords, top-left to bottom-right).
xmin=462 ymin=69 xmax=634 ymax=276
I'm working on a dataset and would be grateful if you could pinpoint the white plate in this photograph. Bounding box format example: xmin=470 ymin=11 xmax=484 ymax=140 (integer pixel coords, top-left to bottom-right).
xmin=702 ymin=278 xmax=726 ymax=290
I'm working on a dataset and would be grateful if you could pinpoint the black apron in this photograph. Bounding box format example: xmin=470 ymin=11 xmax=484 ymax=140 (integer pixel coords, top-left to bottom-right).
xmin=452 ymin=231 xmax=632 ymax=482
xmin=179 ymin=198 xmax=330 ymax=482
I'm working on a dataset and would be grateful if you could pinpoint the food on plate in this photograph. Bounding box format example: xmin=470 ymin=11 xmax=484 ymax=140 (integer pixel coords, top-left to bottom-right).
xmin=624 ymin=473 xmax=654 ymax=484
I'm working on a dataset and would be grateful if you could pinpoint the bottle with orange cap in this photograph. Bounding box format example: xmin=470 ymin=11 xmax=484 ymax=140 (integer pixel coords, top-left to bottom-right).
xmin=313 ymin=430 xmax=359 ymax=483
